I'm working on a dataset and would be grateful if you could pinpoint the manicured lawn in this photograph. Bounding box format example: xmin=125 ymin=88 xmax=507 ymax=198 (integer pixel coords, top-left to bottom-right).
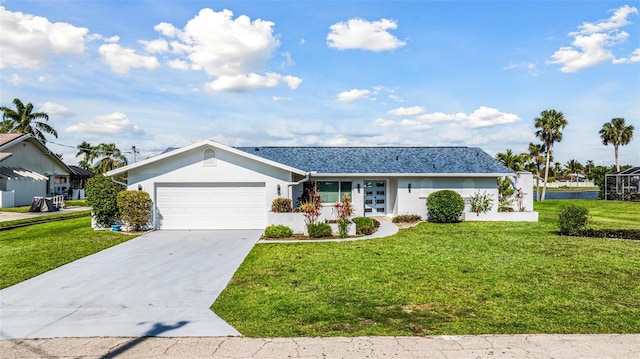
xmin=0 ymin=217 xmax=134 ymax=289
xmin=0 ymin=210 xmax=92 ymax=228
xmin=213 ymin=200 xmax=640 ymax=336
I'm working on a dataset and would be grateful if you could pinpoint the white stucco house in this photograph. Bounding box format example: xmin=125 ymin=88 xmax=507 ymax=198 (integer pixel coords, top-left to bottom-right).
xmin=0 ymin=133 xmax=71 ymax=207
xmin=105 ymin=139 xmax=535 ymax=230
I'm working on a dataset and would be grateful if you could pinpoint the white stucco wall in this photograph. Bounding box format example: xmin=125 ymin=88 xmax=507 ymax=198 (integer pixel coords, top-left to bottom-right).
xmin=125 ymin=146 xmax=296 ymax=227
xmin=513 ymin=172 xmax=535 ymax=212
xmin=396 ymin=177 xmax=500 ymax=219
xmin=6 ymin=179 xmax=47 ymax=206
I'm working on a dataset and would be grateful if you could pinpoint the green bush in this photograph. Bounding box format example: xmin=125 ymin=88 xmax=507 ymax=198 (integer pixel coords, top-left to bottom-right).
xmin=86 ymin=175 xmax=125 ymax=227
xmin=353 ymin=217 xmax=375 ymax=235
xmin=426 ymin=190 xmax=464 ymax=223
xmin=572 ymin=228 xmax=640 ymax=240
xmin=558 ymin=205 xmax=589 ymax=235
xmin=271 ymin=197 xmax=293 ymax=213
xmin=308 ymin=222 xmax=332 ymax=238
xmin=264 ymin=224 xmax=294 ymax=238
xmin=392 ymin=214 xmax=422 ymax=223
xmin=116 ymin=190 xmax=152 ymax=231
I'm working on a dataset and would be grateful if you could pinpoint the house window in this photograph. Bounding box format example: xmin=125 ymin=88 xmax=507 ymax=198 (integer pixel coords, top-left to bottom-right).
xmin=317 ymin=181 xmax=352 ymax=203
xmin=203 ymin=148 xmax=216 ymax=166
xmin=54 ymin=176 xmax=67 ymax=184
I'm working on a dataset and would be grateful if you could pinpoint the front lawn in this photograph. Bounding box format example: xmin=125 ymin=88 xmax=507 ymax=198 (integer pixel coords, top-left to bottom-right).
xmin=213 ymin=200 xmax=640 ymax=336
xmin=0 ymin=217 xmax=134 ymax=289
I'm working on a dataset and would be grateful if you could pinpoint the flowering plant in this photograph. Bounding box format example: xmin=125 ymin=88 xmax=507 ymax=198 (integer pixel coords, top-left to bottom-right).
xmin=333 ymin=193 xmax=353 ymax=238
xmin=470 ymin=190 xmax=493 ymax=216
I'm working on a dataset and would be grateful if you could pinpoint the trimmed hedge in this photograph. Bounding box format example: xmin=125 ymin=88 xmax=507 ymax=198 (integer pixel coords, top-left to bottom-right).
xmin=308 ymin=222 xmax=332 ymax=238
xmin=353 ymin=217 xmax=375 ymax=235
xmin=570 ymin=229 xmax=640 ymax=240
xmin=392 ymin=214 xmax=422 ymax=223
xmin=117 ymin=190 xmax=152 ymax=231
xmin=426 ymin=190 xmax=464 ymax=223
xmin=264 ymin=224 xmax=294 ymax=238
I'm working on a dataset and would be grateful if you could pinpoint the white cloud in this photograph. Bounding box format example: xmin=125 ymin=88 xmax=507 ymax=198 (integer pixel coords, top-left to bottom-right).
xmin=337 ymin=89 xmax=371 ymax=102
xmin=98 ymin=43 xmax=160 ymax=75
xmin=388 ymin=106 xmax=426 ymax=116
xmin=8 ymin=74 xmax=22 ymax=86
xmin=503 ymin=62 xmax=540 ymax=76
xmin=167 ymin=58 xmax=190 ymax=70
xmin=375 ymin=106 xmax=520 ymax=129
xmin=139 ymin=38 xmax=169 ymax=54
xmin=67 ymin=112 xmax=143 ymax=135
xmin=547 ymin=5 xmax=638 ymax=72
xmin=388 ymin=94 xmax=405 ymax=103
xmin=38 ymin=102 xmax=74 ymax=117
xmin=0 ymin=6 xmax=88 ymax=69
xmin=204 ymin=72 xmax=302 ymax=93
xmin=155 ymin=8 xmax=279 ymax=77
xmin=327 ymin=18 xmax=406 ymax=51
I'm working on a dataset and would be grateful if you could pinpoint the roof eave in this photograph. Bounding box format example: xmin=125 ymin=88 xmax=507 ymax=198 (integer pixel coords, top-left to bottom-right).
xmin=309 ymin=172 xmax=514 ymax=177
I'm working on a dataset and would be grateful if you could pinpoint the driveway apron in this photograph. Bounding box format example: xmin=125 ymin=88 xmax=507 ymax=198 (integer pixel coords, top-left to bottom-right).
xmin=0 ymin=230 xmax=261 ymax=339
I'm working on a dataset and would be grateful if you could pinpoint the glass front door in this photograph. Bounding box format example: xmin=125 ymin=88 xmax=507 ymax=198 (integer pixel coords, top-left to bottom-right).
xmin=364 ymin=180 xmax=386 ymax=216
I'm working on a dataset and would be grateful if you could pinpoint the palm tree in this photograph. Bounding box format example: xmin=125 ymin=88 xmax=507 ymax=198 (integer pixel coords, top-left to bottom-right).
xmin=75 ymin=141 xmax=95 ymax=170
xmin=565 ymin=159 xmax=583 ymax=186
xmin=0 ymin=98 xmax=58 ymax=143
xmin=599 ymin=118 xmax=634 ymax=172
xmin=585 ymin=160 xmax=595 ymax=175
xmin=495 ymin=149 xmax=524 ymax=171
xmin=527 ymin=143 xmax=545 ymax=201
xmin=534 ymin=109 xmax=568 ymax=201
xmin=93 ymin=143 xmax=128 ymax=174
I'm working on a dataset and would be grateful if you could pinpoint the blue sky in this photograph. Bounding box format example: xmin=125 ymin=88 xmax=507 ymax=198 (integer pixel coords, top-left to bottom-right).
xmin=1 ymin=0 xmax=638 ymax=167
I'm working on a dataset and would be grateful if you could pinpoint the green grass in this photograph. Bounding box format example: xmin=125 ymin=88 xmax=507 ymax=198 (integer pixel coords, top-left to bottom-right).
xmin=0 ymin=210 xmax=92 ymax=228
xmin=212 ymin=200 xmax=640 ymax=336
xmin=0 ymin=217 xmax=134 ymax=289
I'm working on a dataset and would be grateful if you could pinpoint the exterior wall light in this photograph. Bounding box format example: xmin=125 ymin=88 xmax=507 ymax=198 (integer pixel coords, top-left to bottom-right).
xmin=138 ymin=184 xmax=142 ymax=191
xmin=408 ymin=183 xmax=412 ymax=193
xmin=357 ymin=183 xmax=361 ymax=193
xmin=277 ymin=184 xmax=281 ymax=196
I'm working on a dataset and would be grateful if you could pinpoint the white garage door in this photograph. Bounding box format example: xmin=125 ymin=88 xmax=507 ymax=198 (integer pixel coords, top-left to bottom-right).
xmin=155 ymin=183 xmax=266 ymax=229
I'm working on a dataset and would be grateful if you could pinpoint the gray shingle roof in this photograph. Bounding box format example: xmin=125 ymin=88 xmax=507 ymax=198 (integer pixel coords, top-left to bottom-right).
xmin=236 ymin=147 xmax=513 ymax=174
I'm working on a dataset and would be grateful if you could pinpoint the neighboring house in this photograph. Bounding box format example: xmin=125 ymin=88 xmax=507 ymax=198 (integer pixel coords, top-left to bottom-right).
xmin=106 ymin=139 xmax=533 ymax=230
xmin=67 ymin=165 xmax=94 ymax=200
xmin=0 ymin=133 xmax=71 ymax=207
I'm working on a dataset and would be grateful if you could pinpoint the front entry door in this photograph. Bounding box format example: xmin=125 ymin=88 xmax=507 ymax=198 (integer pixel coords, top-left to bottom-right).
xmin=364 ymin=180 xmax=386 ymax=216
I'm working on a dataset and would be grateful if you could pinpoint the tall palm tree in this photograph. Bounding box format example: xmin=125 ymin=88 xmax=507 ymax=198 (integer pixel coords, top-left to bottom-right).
xmin=0 ymin=98 xmax=58 ymax=143
xmin=495 ymin=148 xmax=524 ymax=171
xmin=599 ymin=118 xmax=634 ymax=172
xmin=585 ymin=160 xmax=595 ymax=175
xmin=527 ymin=143 xmax=545 ymax=201
xmin=75 ymin=141 xmax=95 ymax=170
xmin=565 ymin=159 xmax=583 ymax=186
xmin=534 ymin=109 xmax=568 ymax=201
xmin=93 ymin=143 xmax=128 ymax=174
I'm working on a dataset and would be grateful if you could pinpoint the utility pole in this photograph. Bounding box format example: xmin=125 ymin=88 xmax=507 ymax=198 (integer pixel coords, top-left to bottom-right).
xmin=131 ymin=145 xmax=140 ymax=163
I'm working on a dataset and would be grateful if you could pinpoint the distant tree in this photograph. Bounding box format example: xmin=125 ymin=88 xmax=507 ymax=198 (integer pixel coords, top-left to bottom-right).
xmin=93 ymin=143 xmax=128 ymax=174
xmin=0 ymin=98 xmax=58 ymax=143
xmin=76 ymin=141 xmax=95 ymax=170
xmin=552 ymin=162 xmax=564 ymax=177
xmin=526 ymin=143 xmax=545 ymax=201
xmin=495 ymin=149 xmax=524 ymax=171
xmin=534 ymin=109 xmax=568 ymax=201
xmin=565 ymin=159 xmax=584 ymax=186
xmin=599 ymin=118 xmax=634 ymax=172
xmin=585 ymin=160 xmax=595 ymax=175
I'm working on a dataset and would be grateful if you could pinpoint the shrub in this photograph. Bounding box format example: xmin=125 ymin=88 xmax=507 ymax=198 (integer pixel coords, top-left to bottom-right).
xmin=497 ymin=177 xmax=514 ymax=212
xmin=116 ymin=190 xmax=152 ymax=231
xmin=271 ymin=197 xmax=292 ymax=213
xmin=308 ymin=222 xmax=332 ymax=238
xmin=392 ymin=214 xmax=422 ymax=223
xmin=334 ymin=194 xmax=353 ymax=238
xmin=426 ymin=190 xmax=464 ymax=223
xmin=372 ymin=218 xmax=381 ymax=228
xmin=353 ymin=217 xmax=375 ymax=235
xmin=264 ymin=224 xmax=294 ymax=238
xmin=572 ymin=228 xmax=640 ymax=240
xmin=86 ymin=175 xmax=125 ymax=227
xmin=469 ymin=191 xmax=493 ymax=216
xmin=558 ymin=205 xmax=589 ymax=235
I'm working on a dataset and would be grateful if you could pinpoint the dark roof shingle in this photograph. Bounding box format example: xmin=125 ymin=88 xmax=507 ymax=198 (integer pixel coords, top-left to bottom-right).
xmin=236 ymin=146 xmax=512 ymax=174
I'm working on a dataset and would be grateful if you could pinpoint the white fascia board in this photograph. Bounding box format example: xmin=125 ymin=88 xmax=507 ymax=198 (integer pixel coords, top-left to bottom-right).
xmin=309 ymin=172 xmax=514 ymax=178
xmin=106 ymin=139 xmax=306 ymax=177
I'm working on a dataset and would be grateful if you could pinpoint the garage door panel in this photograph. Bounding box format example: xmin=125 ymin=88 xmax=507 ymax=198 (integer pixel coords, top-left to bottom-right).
xmin=156 ymin=184 xmax=266 ymax=230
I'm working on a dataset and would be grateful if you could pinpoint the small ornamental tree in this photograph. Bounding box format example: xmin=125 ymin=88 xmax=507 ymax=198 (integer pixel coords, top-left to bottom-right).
xmin=470 ymin=190 xmax=494 ymax=216
xmin=426 ymin=190 xmax=464 ymax=223
xmin=333 ymin=193 xmax=353 ymax=238
xmin=117 ymin=190 xmax=152 ymax=231
xmin=86 ymin=175 xmax=125 ymax=227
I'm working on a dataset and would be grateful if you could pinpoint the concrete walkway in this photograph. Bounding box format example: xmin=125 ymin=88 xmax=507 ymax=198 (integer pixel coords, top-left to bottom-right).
xmin=0 ymin=230 xmax=261 ymax=339
xmin=2 ymin=334 xmax=639 ymax=358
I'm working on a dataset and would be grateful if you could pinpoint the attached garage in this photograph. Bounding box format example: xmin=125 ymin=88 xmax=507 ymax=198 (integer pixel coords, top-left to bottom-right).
xmin=155 ymin=183 xmax=266 ymax=230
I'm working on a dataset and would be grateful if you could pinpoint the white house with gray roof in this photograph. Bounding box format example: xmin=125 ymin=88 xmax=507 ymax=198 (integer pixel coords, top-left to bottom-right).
xmin=106 ymin=139 xmax=534 ymax=230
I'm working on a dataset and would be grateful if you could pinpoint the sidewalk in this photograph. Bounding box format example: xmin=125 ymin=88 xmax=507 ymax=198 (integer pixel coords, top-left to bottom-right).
xmin=2 ymin=334 xmax=639 ymax=358
xmin=0 ymin=206 xmax=91 ymax=222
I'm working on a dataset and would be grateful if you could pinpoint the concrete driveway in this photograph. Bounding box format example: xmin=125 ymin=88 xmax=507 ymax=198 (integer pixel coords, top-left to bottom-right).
xmin=0 ymin=230 xmax=261 ymax=339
